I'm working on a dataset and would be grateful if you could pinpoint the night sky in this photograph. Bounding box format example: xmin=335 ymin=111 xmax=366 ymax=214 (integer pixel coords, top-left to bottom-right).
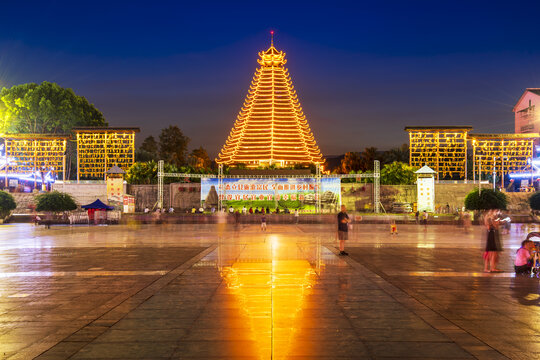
xmin=1 ymin=1 xmax=540 ymax=158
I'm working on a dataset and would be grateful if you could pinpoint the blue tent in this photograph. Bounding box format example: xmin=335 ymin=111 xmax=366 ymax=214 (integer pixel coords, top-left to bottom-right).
xmin=81 ymin=199 xmax=114 ymax=210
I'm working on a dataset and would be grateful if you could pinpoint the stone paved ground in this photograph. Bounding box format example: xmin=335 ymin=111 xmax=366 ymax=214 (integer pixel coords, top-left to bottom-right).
xmin=0 ymin=222 xmax=538 ymax=359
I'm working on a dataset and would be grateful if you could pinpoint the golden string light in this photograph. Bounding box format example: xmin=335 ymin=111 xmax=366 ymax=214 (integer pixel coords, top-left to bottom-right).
xmin=74 ymin=128 xmax=138 ymax=179
xmin=405 ymin=127 xmax=540 ymax=179
xmin=2 ymin=134 xmax=68 ymax=179
xmin=405 ymin=127 xmax=472 ymax=179
xmin=470 ymin=133 xmax=539 ymax=175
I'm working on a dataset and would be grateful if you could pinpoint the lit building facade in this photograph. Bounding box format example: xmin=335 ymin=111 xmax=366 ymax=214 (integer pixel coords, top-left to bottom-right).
xmin=470 ymin=133 xmax=539 ymax=178
xmin=216 ymin=39 xmax=323 ymax=168
xmin=514 ymin=88 xmax=540 ymax=134
xmin=2 ymin=133 xmax=69 ymax=186
xmin=405 ymin=126 xmax=472 ymax=180
xmin=405 ymin=126 xmax=539 ymax=181
xmin=73 ymin=127 xmax=139 ymax=180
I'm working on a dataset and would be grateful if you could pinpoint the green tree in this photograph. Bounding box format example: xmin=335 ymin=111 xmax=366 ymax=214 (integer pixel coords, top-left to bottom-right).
xmin=126 ymin=161 xmax=203 ymax=184
xmin=141 ymin=135 xmax=158 ymax=154
xmin=360 ymin=147 xmax=379 ymax=171
xmin=126 ymin=161 xmax=159 ymax=185
xmin=464 ymin=189 xmax=507 ymax=211
xmin=340 ymin=152 xmax=362 ymax=173
xmin=0 ymin=191 xmax=16 ymax=219
xmin=383 ymin=144 xmax=409 ymax=164
xmin=136 ymin=135 xmax=159 ymax=162
xmin=381 ymin=161 xmax=416 ymax=185
xmin=529 ymin=192 xmax=540 ymax=211
xmin=35 ymin=191 xmax=77 ymax=213
xmin=189 ymin=146 xmax=211 ymax=169
xmin=159 ymin=126 xmax=190 ymax=167
xmin=0 ymin=81 xmax=107 ymax=134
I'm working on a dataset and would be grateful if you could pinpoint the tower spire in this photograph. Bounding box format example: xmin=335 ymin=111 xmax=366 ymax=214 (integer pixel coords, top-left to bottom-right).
xmin=270 ymin=30 xmax=274 ymax=47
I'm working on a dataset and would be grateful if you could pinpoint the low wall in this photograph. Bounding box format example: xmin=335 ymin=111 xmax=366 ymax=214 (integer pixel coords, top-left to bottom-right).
xmin=51 ymin=182 xmax=122 ymax=206
xmin=506 ymin=192 xmax=532 ymax=213
xmin=126 ymin=183 xmax=200 ymax=211
xmin=341 ymin=182 xmax=521 ymax=213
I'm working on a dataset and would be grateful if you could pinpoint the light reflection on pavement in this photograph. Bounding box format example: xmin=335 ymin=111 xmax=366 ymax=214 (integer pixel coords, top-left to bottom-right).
xmin=0 ymin=222 xmax=538 ymax=359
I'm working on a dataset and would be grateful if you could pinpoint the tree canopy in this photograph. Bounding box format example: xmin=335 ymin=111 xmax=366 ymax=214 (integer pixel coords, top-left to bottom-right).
xmin=159 ymin=125 xmax=190 ymax=167
xmin=464 ymin=189 xmax=507 ymax=211
xmin=380 ymin=161 xmax=416 ymax=185
xmin=126 ymin=160 xmax=212 ymax=184
xmin=0 ymin=81 xmax=107 ymax=134
xmin=35 ymin=191 xmax=77 ymax=212
xmin=383 ymin=144 xmax=409 ymax=164
xmin=189 ymin=146 xmax=211 ymax=169
xmin=0 ymin=191 xmax=16 ymax=219
xmin=529 ymin=192 xmax=540 ymax=211
xmin=340 ymin=152 xmax=363 ymax=173
xmin=339 ymin=147 xmax=382 ymax=173
xmin=141 ymin=135 xmax=158 ymax=155
xmin=136 ymin=135 xmax=159 ymax=162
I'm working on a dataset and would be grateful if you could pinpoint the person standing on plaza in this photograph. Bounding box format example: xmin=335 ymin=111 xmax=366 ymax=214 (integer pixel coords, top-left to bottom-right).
xmin=294 ymin=209 xmax=299 ymax=224
xmin=415 ymin=210 xmax=419 ymax=224
xmin=337 ymin=205 xmax=350 ymax=256
xmin=422 ymin=210 xmax=428 ymax=231
xmin=234 ymin=210 xmax=241 ymax=233
xmin=483 ymin=209 xmax=503 ymax=272
xmin=261 ymin=214 xmax=267 ymax=231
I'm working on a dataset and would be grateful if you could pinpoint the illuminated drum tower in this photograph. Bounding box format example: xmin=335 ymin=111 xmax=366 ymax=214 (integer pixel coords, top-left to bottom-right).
xmin=217 ymin=34 xmax=323 ymax=168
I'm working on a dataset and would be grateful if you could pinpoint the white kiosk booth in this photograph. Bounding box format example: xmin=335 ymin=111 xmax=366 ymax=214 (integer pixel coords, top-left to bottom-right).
xmin=415 ymin=165 xmax=436 ymax=212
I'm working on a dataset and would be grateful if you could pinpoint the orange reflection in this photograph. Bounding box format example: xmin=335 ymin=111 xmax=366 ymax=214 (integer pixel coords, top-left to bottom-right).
xmin=220 ymin=239 xmax=317 ymax=360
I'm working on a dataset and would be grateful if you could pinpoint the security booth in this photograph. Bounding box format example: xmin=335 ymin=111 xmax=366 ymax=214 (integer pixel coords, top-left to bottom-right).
xmin=415 ymin=165 xmax=436 ymax=212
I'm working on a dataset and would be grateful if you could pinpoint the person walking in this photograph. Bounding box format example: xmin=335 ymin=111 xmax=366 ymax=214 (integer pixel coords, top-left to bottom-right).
xmin=337 ymin=205 xmax=350 ymax=256
xmin=261 ymin=214 xmax=267 ymax=231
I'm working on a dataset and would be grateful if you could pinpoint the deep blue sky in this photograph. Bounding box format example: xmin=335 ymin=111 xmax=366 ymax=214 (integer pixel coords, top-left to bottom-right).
xmin=1 ymin=1 xmax=540 ymax=157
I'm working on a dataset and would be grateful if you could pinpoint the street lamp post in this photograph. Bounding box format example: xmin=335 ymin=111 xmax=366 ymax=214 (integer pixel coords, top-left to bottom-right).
xmin=530 ymin=157 xmax=533 ymax=187
xmin=492 ymin=157 xmax=498 ymax=191
xmin=478 ymin=156 xmax=482 ymax=195
xmin=500 ymin=156 xmax=508 ymax=190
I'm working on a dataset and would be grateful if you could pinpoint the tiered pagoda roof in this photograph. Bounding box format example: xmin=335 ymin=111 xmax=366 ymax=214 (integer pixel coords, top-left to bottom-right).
xmin=216 ymin=38 xmax=323 ymax=167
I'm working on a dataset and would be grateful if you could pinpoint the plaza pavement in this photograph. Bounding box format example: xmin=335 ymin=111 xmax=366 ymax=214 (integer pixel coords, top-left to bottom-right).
xmin=0 ymin=222 xmax=538 ymax=359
